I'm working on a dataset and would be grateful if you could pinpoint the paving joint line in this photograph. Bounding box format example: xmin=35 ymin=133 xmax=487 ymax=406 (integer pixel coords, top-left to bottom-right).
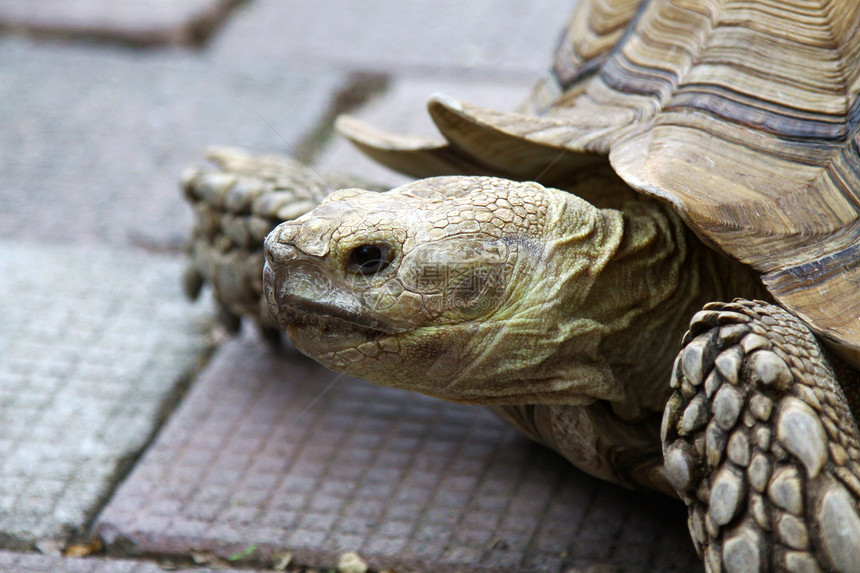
xmin=293 ymin=71 xmax=391 ymax=165
xmin=0 ymin=0 xmax=249 ymax=48
xmin=67 ymin=324 xmax=223 ymax=552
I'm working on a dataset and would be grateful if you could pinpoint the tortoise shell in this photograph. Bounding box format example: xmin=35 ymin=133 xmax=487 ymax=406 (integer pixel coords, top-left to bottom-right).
xmin=338 ymin=0 xmax=860 ymax=366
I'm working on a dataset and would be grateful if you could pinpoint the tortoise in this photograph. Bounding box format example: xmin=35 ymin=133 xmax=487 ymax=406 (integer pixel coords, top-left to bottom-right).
xmin=182 ymin=0 xmax=860 ymax=571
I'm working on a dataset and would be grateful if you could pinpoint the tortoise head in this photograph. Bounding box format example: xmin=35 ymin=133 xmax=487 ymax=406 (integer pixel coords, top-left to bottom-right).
xmin=263 ymin=175 xmax=626 ymax=405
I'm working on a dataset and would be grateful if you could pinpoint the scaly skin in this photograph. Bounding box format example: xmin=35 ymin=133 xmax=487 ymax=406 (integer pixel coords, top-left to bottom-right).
xmin=182 ymin=147 xmax=384 ymax=336
xmin=262 ymin=169 xmax=765 ymax=491
xmin=663 ymin=300 xmax=860 ymax=572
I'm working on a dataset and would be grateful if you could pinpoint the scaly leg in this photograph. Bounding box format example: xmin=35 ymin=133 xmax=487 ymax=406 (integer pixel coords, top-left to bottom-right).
xmin=662 ymin=299 xmax=860 ymax=572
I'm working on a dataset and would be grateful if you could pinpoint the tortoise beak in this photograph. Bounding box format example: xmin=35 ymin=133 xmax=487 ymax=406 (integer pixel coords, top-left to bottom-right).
xmin=262 ymin=225 xmax=401 ymax=337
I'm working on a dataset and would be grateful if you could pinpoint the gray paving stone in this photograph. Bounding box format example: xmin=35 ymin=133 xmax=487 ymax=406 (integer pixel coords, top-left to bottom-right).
xmin=0 ymin=0 xmax=237 ymax=46
xmin=316 ymin=74 xmax=533 ymax=189
xmin=0 ymin=37 xmax=343 ymax=249
xmin=211 ymin=0 xmax=574 ymax=77
xmin=0 ymin=550 xmax=272 ymax=573
xmin=0 ymin=241 xmax=213 ymax=548
xmin=96 ymin=329 xmax=701 ymax=572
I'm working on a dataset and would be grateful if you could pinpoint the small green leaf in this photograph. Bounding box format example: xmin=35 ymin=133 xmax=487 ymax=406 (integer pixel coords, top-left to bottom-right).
xmin=228 ymin=543 xmax=258 ymax=562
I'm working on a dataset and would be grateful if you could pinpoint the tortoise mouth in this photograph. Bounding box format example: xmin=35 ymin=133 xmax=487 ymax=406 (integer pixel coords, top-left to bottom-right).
xmin=286 ymin=323 xmax=383 ymax=356
xmin=277 ymin=295 xmax=400 ymax=355
xmin=279 ymin=295 xmax=396 ymax=334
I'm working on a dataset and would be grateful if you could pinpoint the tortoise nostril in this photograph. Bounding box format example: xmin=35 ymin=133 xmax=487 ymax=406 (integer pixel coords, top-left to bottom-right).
xmin=265 ymin=241 xmax=301 ymax=267
xmin=272 ymin=223 xmax=299 ymax=245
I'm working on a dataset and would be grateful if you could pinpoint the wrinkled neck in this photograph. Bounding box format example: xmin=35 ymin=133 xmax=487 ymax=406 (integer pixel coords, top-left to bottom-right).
xmin=582 ymin=198 xmax=766 ymax=419
xmin=437 ymin=190 xmax=628 ymax=406
xmin=492 ymin=192 xmax=764 ymax=417
xmin=409 ymin=189 xmax=764 ymax=415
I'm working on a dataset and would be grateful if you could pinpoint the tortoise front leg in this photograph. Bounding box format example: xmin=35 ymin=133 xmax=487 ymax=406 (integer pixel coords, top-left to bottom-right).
xmin=662 ymin=299 xmax=860 ymax=572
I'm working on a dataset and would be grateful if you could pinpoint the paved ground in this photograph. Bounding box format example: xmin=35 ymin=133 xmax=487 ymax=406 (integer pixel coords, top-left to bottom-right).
xmin=208 ymin=0 xmax=576 ymax=76
xmin=95 ymin=329 xmax=697 ymax=572
xmin=0 ymin=0 xmax=239 ymax=46
xmin=0 ymin=37 xmax=341 ymax=248
xmin=0 ymin=549 xmax=278 ymax=572
xmin=0 ymin=241 xmax=213 ymax=550
xmin=0 ymin=1 xmax=703 ymax=571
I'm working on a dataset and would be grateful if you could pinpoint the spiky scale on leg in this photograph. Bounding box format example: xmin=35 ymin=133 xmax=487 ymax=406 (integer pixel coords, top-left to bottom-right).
xmin=662 ymin=299 xmax=860 ymax=572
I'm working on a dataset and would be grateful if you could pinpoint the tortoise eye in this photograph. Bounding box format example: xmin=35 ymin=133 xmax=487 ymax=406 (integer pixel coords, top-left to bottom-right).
xmin=347 ymin=244 xmax=393 ymax=275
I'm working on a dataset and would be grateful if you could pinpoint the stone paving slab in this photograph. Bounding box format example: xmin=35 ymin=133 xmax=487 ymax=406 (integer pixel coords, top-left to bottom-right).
xmin=0 ymin=241 xmax=213 ymax=548
xmin=0 ymin=549 xmax=273 ymax=573
xmin=0 ymin=0 xmax=238 ymax=46
xmin=211 ymin=0 xmax=574 ymax=77
xmin=0 ymin=37 xmax=343 ymax=249
xmin=96 ymin=328 xmax=701 ymax=573
xmin=317 ymin=74 xmax=533 ymax=189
